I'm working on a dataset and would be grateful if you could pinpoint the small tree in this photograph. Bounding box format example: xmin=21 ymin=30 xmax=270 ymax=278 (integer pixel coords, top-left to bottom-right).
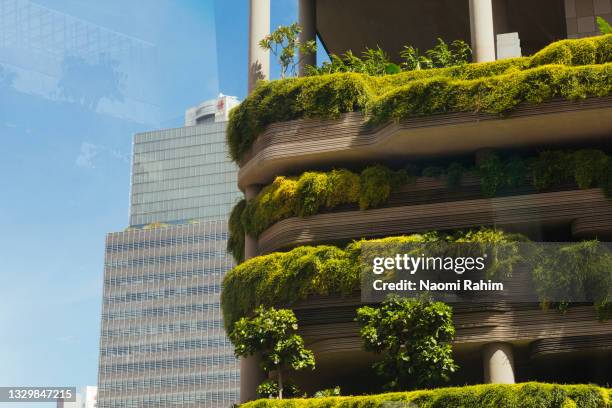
xmin=356 ymin=296 xmax=457 ymax=390
xmin=229 ymin=307 xmax=315 ymax=399
xmin=259 ymin=23 xmax=317 ymax=79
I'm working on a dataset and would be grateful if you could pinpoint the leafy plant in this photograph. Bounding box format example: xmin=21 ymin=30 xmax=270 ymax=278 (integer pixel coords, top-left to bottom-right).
xmin=426 ymin=38 xmax=472 ymax=68
xmin=531 ymin=241 xmax=612 ymax=320
xmin=356 ymin=296 xmax=457 ymax=390
xmin=229 ymin=307 xmax=315 ymax=399
xmin=360 ymin=165 xmax=405 ymax=209
xmin=504 ymin=156 xmax=527 ymax=188
xmin=257 ymin=380 xmax=303 ymax=399
xmin=422 ymin=166 xmax=444 ymax=178
xmin=446 ymin=162 xmax=465 ymax=188
xmin=400 ymin=45 xmax=432 ymax=71
xmin=307 ymin=47 xmax=401 ymax=76
xmin=228 ymin=198 xmax=247 ymax=263
xmin=531 ymin=151 xmax=574 ymax=190
xmin=260 ymin=23 xmax=316 ymax=78
xmin=313 ymin=386 xmax=341 ymax=398
xmin=572 ymin=149 xmax=608 ymax=189
xmin=597 ymin=16 xmax=612 ymax=34
xmin=477 ymin=152 xmax=504 ymax=197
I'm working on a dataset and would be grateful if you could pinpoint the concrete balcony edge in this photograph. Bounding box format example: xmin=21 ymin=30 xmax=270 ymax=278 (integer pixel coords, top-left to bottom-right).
xmin=238 ymin=96 xmax=612 ymax=190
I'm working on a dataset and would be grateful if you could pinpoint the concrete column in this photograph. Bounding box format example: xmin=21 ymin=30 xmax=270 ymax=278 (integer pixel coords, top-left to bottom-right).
xmin=239 ymin=184 xmax=265 ymax=402
xmin=240 ymin=355 xmax=267 ymax=403
xmin=483 ymin=342 xmax=515 ymax=384
xmin=248 ymin=0 xmax=270 ymax=93
xmin=298 ymin=0 xmax=317 ymax=76
xmin=469 ymin=0 xmax=496 ymax=62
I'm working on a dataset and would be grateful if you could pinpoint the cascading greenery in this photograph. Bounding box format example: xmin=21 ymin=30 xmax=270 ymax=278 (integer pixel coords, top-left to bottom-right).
xmin=228 ymin=35 xmax=612 ymax=162
xmin=221 ymin=228 xmax=611 ymax=330
xmin=228 ymin=166 xmax=408 ymax=262
xmin=228 ymin=149 xmax=612 ymax=263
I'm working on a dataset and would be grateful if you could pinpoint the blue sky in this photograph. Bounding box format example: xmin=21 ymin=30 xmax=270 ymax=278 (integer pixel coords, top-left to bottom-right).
xmin=0 ymin=0 xmax=324 ymax=404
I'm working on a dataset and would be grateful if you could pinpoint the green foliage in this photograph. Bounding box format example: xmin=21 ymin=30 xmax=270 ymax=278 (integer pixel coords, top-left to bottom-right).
xmin=257 ymin=380 xmax=303 ymax=399
xmin=504 ymin=156 xmax=528 ymax=188
xmin=313 ymin=387 xmax=341 ymax=398
xmin=360 ymin=165 xmax=406 ymax=210
xmin=425 ymin=38 xmax=472 ymax=68
xmin=446 ymin=162 xmax=465 ymax=188
xmin=240 ymin=383 xmax=611 ymax=408
xmin=531 ymin=151 xmax=574 ymax=190
xmin=421 ymin=166 xmax=444 ymax=178
xmin=232 ymin=166 xmax=403 ymax=241
xmin=257 ymin=380 xmax=281 ymax=399
xmin=477 ymin=152 xmax=504 ymax=197
xmin=228 ymin=198 xmax=246 ymax=263
xmin=597 ymin=17 xmax=612 ymax=35
xmin=227 ymin=149 xmax=612 ymax=262
xmin=307 ymin=47 xmax=401 ymax=77
xmin=531 ymin=240 xmax=612 ymax=320
xmin=572 ymin=149 xmax=609 ymax=189
xmin=228 ymin=36 xmax=612 ymax=163
xmin=260 ymin=23 xmax=316 ymax=79
xmin=229 ymin=307 xmax=315 ymax=399
xmin=222 ymin=229 xmax=516 ymax=329
xmin=400 ymin=45 xmax=431 ymax=71
xmin=356 ymin=296 xmax=457 ymax=390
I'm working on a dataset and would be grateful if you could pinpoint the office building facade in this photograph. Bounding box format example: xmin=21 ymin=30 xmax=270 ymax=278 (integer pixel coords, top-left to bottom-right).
xmin=98 ymin=97 xmax=241 ymax=408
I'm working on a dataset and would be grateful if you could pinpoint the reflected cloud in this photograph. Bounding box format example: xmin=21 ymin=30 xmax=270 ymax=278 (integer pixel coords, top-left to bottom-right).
xmin=76 ymin=141 xmax=129 ymax=169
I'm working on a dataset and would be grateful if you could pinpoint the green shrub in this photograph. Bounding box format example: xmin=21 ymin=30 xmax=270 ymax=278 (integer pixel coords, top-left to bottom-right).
xmin=325 ymin=169 xmax=360 ymax=207
xmin=446 ymin=162 xmax=465 ymax=188
xmin=531 ymin=240 xmax=612 ymax=320
xmin=356 ymin=296 xmax=457 ymax=390
xmin=422 ymin=166 xmax=444 ymax=178
xmin=239 ymin=166 xmax=403 ymax=238
xmin=359 ymin=165 xmax=404 ymax=210
xmin=228 ymin=199 xmax=246 ymax=263
xmin=228 ymin=36 xmax=612 ymax=163
xmin=504 ymin=156 xmax=528 ymax=188
xmin=573 ymin=149 xmax=609 ymax=189
xmin=477 ymin=152 xmax=504 ymax=197
xmin=240 ymin=383 xmax=610 ymax=408
xmin=222 ymin=229 xmax=517 ymax=329
xmin=531 ymin=151 xmax=574 ymax=190
xmin=227 ymin=149 xmax=612 ymax=262
xmin=296 ymin=172 xmax=329 ymax=216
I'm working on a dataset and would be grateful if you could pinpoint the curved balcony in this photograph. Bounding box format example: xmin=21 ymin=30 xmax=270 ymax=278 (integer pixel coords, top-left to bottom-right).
xmin=257 ymin=187 xmax=612 ymax=255
xmin=238 ymin=96 xmax=612 ymax=190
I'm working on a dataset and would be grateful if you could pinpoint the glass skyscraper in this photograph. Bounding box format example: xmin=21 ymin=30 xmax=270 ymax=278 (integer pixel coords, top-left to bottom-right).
xmin=98 ymin=96 xmax=241 ymax=408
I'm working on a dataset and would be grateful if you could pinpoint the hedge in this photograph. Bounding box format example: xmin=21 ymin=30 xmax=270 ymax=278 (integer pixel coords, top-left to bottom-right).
xmin=241 ymin=383 xmax=611 ymax=408
xmin=228 ymin=149 xmax=612 ymax=263
xmin=228 ymin=35 xmax=612 ymax=162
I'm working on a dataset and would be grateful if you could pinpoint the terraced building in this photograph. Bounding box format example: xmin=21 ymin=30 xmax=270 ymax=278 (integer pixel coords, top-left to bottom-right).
xmin=230 ymin=0 xmax=612 ymax=401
